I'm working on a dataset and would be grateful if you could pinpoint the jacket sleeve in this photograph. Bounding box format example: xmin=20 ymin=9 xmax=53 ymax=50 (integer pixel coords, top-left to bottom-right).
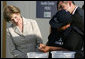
xmin=31 ymin=20 xmax=43 ymax=44
xmin=72 ymin=7 xmax=84 ymax=35
xmin=30 ymin=20 xmax=43 ymax=52
xmin=6 ymin=29 xmax=27 ymax=58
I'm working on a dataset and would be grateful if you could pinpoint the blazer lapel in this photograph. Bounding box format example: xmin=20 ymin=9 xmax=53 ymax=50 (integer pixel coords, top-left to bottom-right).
xmin=22 ymin=17 xmax=27 ymax=35
xmin=22 ymin=17 xmax=33 ymax=35
xmin=13 ymin=17 xmax=29 ymax=36
xmin=13 ymin=25 xmax=23 ymax=36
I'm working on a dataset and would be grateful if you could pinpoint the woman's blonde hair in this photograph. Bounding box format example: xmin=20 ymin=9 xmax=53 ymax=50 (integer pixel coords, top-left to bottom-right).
xmin=3 ymin=5 xmax=21 ymax=22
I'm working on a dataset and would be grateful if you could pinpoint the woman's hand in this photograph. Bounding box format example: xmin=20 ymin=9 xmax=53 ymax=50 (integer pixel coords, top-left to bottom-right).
xmin=39 ymin=44 xmax=50 ymax=53
xmin=39 ymin=44 xmax=46 ymax=49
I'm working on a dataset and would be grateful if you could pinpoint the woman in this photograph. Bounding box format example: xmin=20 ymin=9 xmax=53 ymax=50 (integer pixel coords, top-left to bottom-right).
xmin=4 ymin=5 xmax=43 ymax=58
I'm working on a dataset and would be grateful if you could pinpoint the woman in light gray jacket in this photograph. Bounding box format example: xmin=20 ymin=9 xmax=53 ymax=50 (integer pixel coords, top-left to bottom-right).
xmin=4 ymin=5 xmax=43 ymax=58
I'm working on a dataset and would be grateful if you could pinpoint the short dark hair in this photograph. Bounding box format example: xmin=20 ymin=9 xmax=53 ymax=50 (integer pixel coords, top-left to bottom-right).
xmin=57 ymin=1 xmax=75 ymax=10
xmin=49 ymin=10 xmax=72 ymax=29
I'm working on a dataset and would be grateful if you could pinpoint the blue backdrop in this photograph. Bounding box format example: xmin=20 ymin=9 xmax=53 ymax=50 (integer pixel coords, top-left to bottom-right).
xmin=36 ymin=1 xmax=57 ymax=19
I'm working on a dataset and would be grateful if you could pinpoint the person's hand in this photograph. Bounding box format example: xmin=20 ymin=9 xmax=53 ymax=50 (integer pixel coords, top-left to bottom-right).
xmin=61 ymin=24 xmax=70 ymax=30
xmin=39 ymin=44 xmax=46 ymax=49
xmin=58 ymin=23 xmax=70 ymax=31
xmin=41 ymin=46 xmax=50 ymax=53
xmin=39 ymin=44 xmax=50 ymax=53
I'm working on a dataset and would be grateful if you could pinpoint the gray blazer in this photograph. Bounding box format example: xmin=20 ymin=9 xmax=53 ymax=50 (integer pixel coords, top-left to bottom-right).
xmin=6 ymin=17 xmax=43 ymax=58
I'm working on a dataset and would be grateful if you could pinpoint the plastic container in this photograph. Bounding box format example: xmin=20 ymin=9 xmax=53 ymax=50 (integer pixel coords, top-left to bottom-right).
xmin=51 ymin=51 xmax=76 ymax=58
xmin=27 ymin=52 xmax=49 ymax=58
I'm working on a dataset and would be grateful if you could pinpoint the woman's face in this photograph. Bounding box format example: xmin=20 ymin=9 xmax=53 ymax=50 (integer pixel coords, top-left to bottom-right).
xmin=10 ymin=13 xmax=21 ymax=24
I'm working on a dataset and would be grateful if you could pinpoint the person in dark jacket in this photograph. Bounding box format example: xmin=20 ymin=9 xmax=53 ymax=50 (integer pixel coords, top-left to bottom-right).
xmin=47 ymin=10 xmax=72 ymax=47
xmin=57 ymin=1 xmax=84 ymax=37
xmin=39 ymin=10 xmax=73 ymax=51
xmin=39 ymin=1 xmax=84 ymax=58
xmin=39 ymin=9 xmax=84 ymax=58
xmin=57 ymin=1 xmax=84 ymax=58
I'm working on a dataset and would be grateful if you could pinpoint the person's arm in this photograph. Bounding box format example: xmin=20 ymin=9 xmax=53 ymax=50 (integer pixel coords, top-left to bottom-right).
xmin=6 ymin=29 xmax=27 ymax=58
xmin=48 ymin=46 xmax=68 ymax=51
xmin=32 ymin=20 xmax=42 ymax=39
xmin=32 ymin=20 xmax=43 ymax=43
xmin=39 ymin=44 xmax=68 ymax=53
xmin=31 ymin=20 xmax=43 ymax=51
xmin=58 ymin=24 xmax=70 ymax=31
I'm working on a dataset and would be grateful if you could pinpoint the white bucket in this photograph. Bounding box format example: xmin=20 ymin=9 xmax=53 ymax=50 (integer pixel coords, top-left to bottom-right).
xmin=51 ymin=51 xmax=76 ymax=58
xmin=27 ymin=52 xmax=49 ymax=58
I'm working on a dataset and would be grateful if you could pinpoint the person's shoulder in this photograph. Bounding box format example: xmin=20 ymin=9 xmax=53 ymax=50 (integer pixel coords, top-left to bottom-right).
xmin=74 ymin=7 xmax=84 ymax=17
xmin=76 ymin=7 xmax=84 ymax=12
xmin=77 ymin=7 xmax=81 ymax=9
xmin=6 ymin=25 xmax=12 ymax=32
xmin=23 ymin=17 xmax=37 ymax=24
xmin=77 ymin=7 xmax=84 ymax=16
xmin=22 ymin=17 xmax=30 ymax=21
xmin=23 ymin=17 xmax=35 ymax=22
